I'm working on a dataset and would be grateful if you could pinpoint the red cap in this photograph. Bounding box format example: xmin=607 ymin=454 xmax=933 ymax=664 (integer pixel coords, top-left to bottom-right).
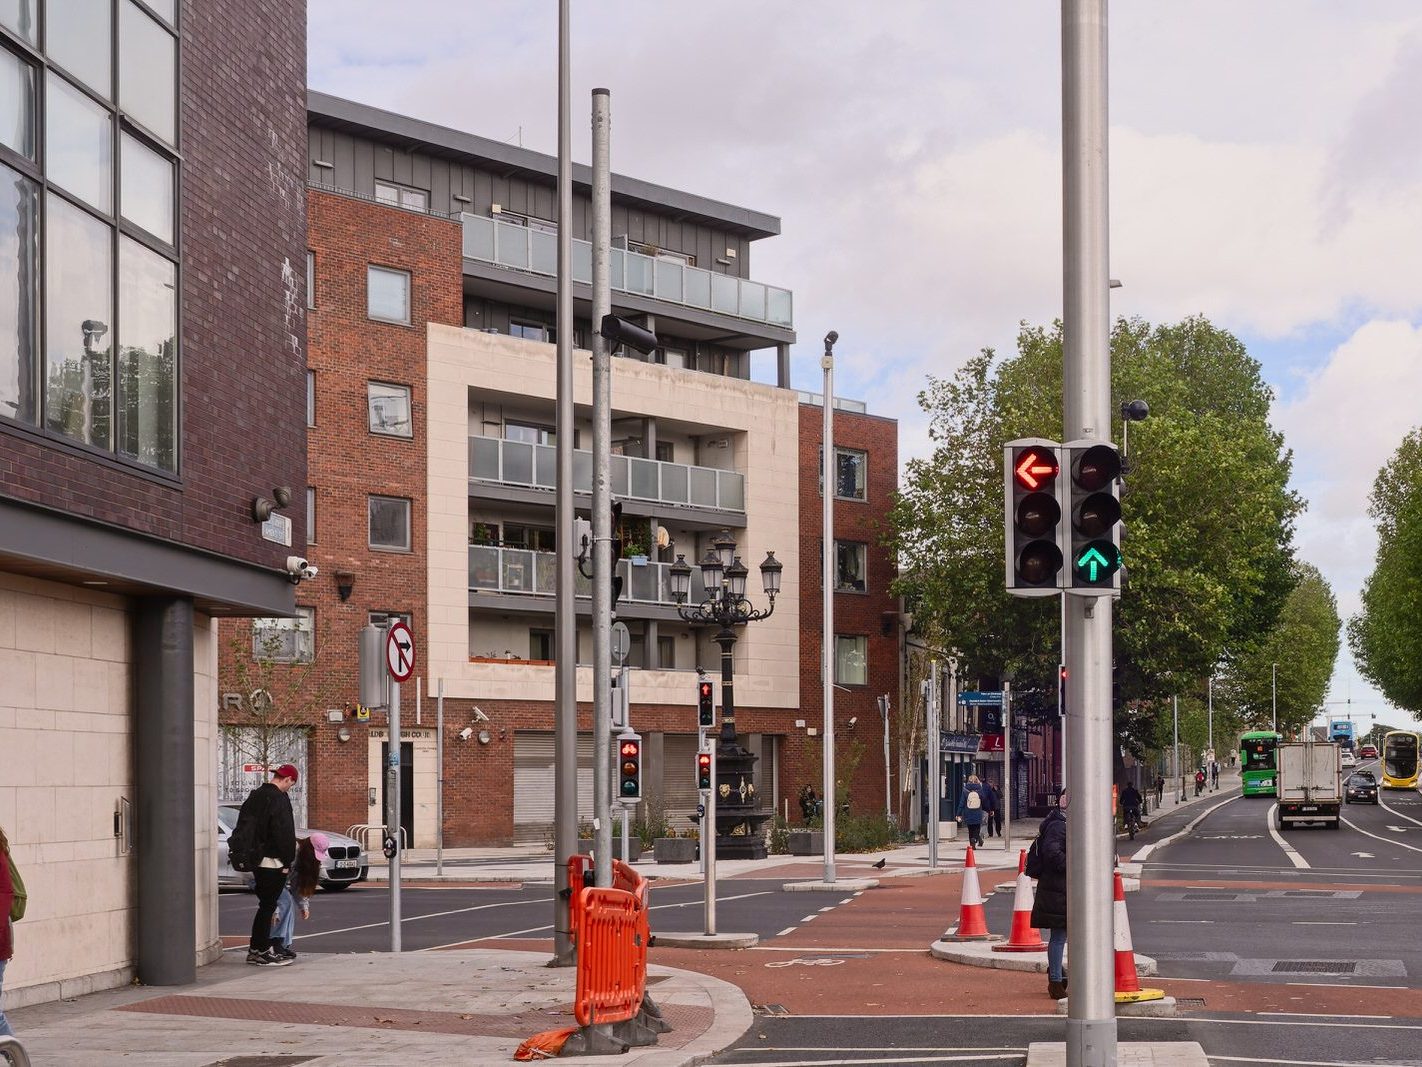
xmin=274 ymin=764 xmax=299 ymax=783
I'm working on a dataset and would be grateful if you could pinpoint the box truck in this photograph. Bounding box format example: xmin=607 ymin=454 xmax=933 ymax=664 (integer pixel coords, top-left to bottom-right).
xmin=1275 ymin=741 xmax=1342 ymax=830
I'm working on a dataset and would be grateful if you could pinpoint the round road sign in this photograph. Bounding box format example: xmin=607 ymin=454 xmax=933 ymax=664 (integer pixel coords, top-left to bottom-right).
xmin=386 ymin=620 xmax=415 ymax=682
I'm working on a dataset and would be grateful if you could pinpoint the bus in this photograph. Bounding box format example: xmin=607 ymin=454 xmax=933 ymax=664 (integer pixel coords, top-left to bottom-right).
xmin=1329 ymin=719 xmax=1356 ymax=754
xmin=1381 ymin=731 xmax=1420 ymax=790
xmin=1240 ymin=730 xmax=1282 ymax=797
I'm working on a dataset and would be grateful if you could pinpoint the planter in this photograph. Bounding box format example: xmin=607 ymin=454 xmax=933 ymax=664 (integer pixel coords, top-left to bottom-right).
xmin=577 ymin=838 xmax=643 ymax=862
xmin=653 ymin=837 xmax=697 ymax=864
xmin=787 ymin=829 xmax=824 ymax=856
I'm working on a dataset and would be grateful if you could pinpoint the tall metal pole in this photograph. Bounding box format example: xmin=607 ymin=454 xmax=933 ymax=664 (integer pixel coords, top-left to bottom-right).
xmin=1173 ymin=694 xmax=1181 ymax=799
xmin=436 ymin=679 xmax=445 ymax=877
xmin=590 ymin=87 xmax=614 ymax=889
xmin=1060 ymin=595 xmax=1068 ymax=790
xmin=821 ymin=332 xmax=838 ymax=885
xmin=927 ymin=660 xmax=940 ymax=869
xmin=1272 ymin=662 xmax=1278 ymax=735
xmin=1003 ymin=681 xmax=1013 ymax=854
xmin=703 ymin=740 xmax=717 ymax=935
xmin=880 ymin=694 xmax=892 ymax=818
xmin=1062 ymin=1 xmax=1117 ymax=1061
xmin=387 ymin=679 xmax=402 ymax=952
xmin=1207 ymin=675 xmax=1214 ymax=765
xmin=551 ymin=0 xmax=576 ymax=966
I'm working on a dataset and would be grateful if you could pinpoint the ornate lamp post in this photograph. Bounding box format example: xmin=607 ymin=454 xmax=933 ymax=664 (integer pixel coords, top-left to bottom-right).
xmin=670 ymin=533 xmax=781 ymax=859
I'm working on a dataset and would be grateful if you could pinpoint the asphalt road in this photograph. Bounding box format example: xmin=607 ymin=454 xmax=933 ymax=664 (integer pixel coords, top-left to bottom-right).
xmin=218 ymin=877 xmax=856 ymax=953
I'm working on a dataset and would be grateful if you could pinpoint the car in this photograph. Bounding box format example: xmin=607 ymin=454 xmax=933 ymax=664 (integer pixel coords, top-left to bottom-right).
xmin=1341 ymin=750 xmax=1358 ymax=769
xmin=217 ymin=804 xmax=369 ymax=890
xmin=1359 ymin=744 xmax=1379 ymax=759
xmin=1345 ymin=770 xmax=1379 ymax=804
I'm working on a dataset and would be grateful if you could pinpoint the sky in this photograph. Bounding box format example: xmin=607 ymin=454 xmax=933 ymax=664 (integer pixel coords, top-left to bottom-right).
xmin=309 ymin=1 xmax=1422 ymax=732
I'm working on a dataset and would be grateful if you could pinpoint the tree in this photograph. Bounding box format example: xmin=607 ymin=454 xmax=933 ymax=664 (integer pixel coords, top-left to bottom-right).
xmin=223 ymin=616 xmax=337 ymax=777
xmin=1348 ymin=428 xmax=1422 ymax=715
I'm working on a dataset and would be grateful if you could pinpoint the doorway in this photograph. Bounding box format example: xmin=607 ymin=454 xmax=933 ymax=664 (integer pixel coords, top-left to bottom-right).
xmin=380 ymin=741 xmax=415 ymax=845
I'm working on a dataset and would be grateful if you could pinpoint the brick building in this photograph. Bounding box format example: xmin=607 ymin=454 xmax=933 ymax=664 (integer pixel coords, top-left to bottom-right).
xmin=0 ymin=0 xmax=307 ymax=1003
xmin=218 ymin=93 xmax=899 ymax=848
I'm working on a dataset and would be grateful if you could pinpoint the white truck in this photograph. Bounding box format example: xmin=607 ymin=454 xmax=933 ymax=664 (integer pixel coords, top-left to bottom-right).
xmin=1275 ymin=741 xmax=1343 ymax=830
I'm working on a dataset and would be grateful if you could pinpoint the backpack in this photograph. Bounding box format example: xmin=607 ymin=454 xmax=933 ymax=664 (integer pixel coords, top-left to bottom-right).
xmin=7 ymin=853 xmax=26 ymax=922
xmin=965 ymin=788 xmax=982 ymax=811
xmin=228 ymin=805 xmax=261 ymax=873
xmin=1024 ymin=835 xmax=1042 ymax=879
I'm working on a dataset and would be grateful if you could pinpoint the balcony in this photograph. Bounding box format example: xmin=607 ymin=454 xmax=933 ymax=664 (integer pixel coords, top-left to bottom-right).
xmin=469 ymin=545 xmax=706 ymax=605
xmin=469 ymin=436 xmax=745 ymax=514
xmin=462 ymin=213 xmax=793 ymax=329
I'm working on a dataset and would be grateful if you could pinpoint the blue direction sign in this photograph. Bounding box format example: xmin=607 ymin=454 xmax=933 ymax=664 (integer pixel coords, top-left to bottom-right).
xmin=958 ymin=691 xmax=1004 ymax=706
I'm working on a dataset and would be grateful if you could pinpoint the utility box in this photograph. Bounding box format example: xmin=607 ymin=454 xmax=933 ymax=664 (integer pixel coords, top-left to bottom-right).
xmin=1276 ymin=741 xmax=1342 ymax=830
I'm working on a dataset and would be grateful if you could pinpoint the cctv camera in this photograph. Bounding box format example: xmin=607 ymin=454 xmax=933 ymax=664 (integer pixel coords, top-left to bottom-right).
xmin=459 ymin=726 xmax=474 ymax=741
xmin=848 ymin=716 xmax=858 ymax=728
xmin=285 ymin=556 xmax=319 ymax=583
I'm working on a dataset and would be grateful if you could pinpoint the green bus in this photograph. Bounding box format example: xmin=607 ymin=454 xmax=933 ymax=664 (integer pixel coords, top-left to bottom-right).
xmin=1240 ymin=731 xmax=1281 ymax=797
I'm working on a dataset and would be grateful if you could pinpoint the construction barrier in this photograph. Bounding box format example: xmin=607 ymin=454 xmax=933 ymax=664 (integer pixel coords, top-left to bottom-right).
xmin=992 ymin=849 xmax=1047 ymax=952
xmin=1112 ymin=869 xmax=1165 ymax=1004
xmin=943 ymin=846 xmax=999 ymax=942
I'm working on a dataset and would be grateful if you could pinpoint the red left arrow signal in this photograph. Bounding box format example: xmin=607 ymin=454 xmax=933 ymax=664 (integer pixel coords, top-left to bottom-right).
xmin=1015 ymin=450 xmax=1059 ymax=490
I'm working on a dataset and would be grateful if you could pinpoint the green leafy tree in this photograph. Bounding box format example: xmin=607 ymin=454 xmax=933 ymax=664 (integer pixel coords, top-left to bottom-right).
xmin=1348 ymin=428 xmax=1422 ymax=715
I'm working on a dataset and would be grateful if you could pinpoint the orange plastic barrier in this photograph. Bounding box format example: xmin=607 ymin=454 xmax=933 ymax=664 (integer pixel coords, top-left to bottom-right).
xmin=573 ymin=887 xmax=643 ymax=1026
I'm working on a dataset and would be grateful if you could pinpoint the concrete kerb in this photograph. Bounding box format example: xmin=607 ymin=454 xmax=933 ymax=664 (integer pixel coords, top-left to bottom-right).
xmin=652 ymin=932 xmax=760 ymax=950
xmin=781 ymin=878 xmax=879 ymax=892
xmin=1051 ymin=994 xmax=1178 ymax=1018
xmin=1027 ymin=1041 xmax=1206 ymax=1066
xmin=929 ymin=938 xmax=1158 ymax=976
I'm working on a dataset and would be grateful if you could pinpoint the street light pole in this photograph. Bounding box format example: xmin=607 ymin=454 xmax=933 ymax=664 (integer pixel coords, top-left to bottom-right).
xmin=821 ymin=331 xmax=838 ymax=886
xmin=1272 ymin=662 xmax=1278 ymax=736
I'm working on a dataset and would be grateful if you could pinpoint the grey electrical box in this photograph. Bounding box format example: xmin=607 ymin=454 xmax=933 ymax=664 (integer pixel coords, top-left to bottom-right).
xmin=360 ymin=624 xmax=389 ymax=709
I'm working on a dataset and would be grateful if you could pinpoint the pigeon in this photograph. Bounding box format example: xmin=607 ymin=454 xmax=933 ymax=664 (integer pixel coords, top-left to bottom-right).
xmin=871 ymin=858 xmax=887 ymax=869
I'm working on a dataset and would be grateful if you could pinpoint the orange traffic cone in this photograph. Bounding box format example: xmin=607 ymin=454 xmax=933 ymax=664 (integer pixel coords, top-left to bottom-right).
xmin=944 ymin=846 xmax=997 ymax=941
xmin=992 ymin=849 xmax=1046 ymax=952
xmin=1112 ymin=870 xmax=1141 ymax=993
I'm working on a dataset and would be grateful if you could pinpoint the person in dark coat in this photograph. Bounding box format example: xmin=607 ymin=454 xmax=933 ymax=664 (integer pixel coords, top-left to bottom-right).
xmin=1029 ymin=791 xmax=1068 ymax=999
xmin=980 ymin=780 xmax=1000 ymax=838
xmin=955 ymin=774 xmax=987 ymax=848
xmin=235 ymin=765 xmax=299 ymax=966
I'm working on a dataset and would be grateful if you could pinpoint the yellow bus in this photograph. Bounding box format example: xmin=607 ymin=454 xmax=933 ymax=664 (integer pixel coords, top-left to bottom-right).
xmin=1381 ymin=731 xmax=1420 ymax=790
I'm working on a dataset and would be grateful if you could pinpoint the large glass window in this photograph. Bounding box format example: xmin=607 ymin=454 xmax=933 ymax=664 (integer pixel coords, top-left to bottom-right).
xmin=44 ymin=193 xmax=112 ymax=449
xmin=115 ymin=237 xmax=175 ymax=470
xmin=47 ymin=0 xmax=111 ymax=98
xmin=367 ymin=381 xmax=412 ymax=437
xmin=306 ymin=487 xmax=315 ymax=543
xmin=1 ymin=0 xmax=39 ymax=45
xmin=118 ymin=1 xmax=174 ymax=144
xmin=252 ymin=607 xmax=314 ymax=663
xmin=0 ymin=46 xmax=36 ymax=159
xmin=374 ymin=180 xmax=427 ymax=212
xmin=367 ymin=265 xmax=410 ymax=323
xmin=120 ymin=132 xmax=172 ymax=242
xmin=46 ymin=71 xmax=113 ymax=212
xmin=818 ymin=446 xmax=868 ymax=501
xmin=835 ymin=635 xmax=868 ymax=686
xmin=0 ymin=163 xmax=39 ymax=424
xmin=835 ymin=540 xmax=868 ymax=593
xmin=369 ymin=495 xmax=411 ymax=551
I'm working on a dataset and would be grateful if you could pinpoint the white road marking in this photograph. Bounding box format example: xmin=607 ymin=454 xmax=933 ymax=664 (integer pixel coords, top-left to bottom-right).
xmin=1210 ymin=1057 xmax=1409 ymax=1067
xmin=1379 ymin=793 xmax=1422 ymax=828
xmin=710 ymin=1057 xmax=1022 ymax=1066
xmin=819 ymin=906 xmax=835 ymax=912
xmin=801 ymin=914 xmax=817 ymax=922
xmin=777 ymin=926 xmax=797 ymax=937
xmin=1341 ymin=816 xmax=1422 ymax=855
xmin=1151 ymin=919 xmax=1213 ymax=923
xmin=1350 ymin=852 xmax=1374 ymax=858
xmin=1267 ymin=803 xmax=1311 ymax=868
xmin=1131 ymin=793 xmax=1241 ymax=862
xmin=1292 ymin=921 xmax=1357 ymax=925
xmin=1256 ymin=1012 xmax=1390 ymax=1018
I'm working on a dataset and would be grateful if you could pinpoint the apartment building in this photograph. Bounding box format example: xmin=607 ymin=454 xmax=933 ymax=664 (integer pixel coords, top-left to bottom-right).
xmin=0 ymin=0 xmax=307 ymax=1004
xmin=218 ymin=92 xmax=897 ymax=847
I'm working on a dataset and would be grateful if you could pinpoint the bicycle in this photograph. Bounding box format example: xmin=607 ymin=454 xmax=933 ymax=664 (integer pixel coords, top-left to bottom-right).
xmin=1123 ymin=807 xmax=1142 ymax=840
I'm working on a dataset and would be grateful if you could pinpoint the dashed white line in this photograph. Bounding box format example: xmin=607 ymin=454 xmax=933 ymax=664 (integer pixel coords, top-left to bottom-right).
xmin=801 ymin=914 xmax=817 ymax=922
xmin=1267 ymin=803 xmax=1312 ymax=868
xmin=1341 ymin=816 xmax=1422 ymax=855
xmin=818 ymin=906 xmax=835 ymax=912
xmin=777 ymin=926 xmax=797 ymax=937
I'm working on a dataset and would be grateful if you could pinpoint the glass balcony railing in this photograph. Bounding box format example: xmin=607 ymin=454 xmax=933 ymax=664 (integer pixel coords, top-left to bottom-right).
xmin=461 ymin=213 xmax=793 ymax=329
xmin=469 ymin=437 xmax=745 ymax=513
xmin=469 ymin=545 xmax=706 ymax=605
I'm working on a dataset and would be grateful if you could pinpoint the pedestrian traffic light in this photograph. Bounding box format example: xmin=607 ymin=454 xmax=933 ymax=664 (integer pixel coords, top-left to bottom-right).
xmin=618 ymin=733 xmax=642 ymax=800
xmin=696 ymin=750 xmax=713 ymax=791
xmin=609 ymin=500 xmax=624 ymax=614
xmin=1063 ymin=440 xmax=1122 ymax=594
xmin=697 ymin=678 xmax=715 ymax=728
xmin=1003 ymin=438 xmax=1064 ymax=597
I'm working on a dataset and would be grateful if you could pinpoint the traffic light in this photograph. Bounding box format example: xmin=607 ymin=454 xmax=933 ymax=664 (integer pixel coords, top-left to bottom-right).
xmin=1003 ymin=438 xmax=1064 ymax=597
xmin=609 ymin=500 xmax=624 ymax=614
xmin=1063 ymin=440 xmax=1123 ymax=594
xmin=696 ymin=750 xmax=713 ymax=791
xmin=618 ymin=733 xmax=642 ymax=800
xmin=697 ymin=679 xmax=715 ymax=728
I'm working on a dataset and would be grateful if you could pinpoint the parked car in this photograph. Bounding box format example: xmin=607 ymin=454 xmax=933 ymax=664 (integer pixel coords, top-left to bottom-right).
xmin=217 ymin=804 xmax=368 ymax=890
xmin=1359 ymin=744 xmax=1379 ymax=759
xmin=1345 ymin=770 xmax=1379 ymax=804
xmin=1341 ymin=750 xmax=1358 ymax=769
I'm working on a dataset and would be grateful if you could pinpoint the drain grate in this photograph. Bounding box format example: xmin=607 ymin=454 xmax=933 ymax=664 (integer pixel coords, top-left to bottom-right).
xmin=1182 ymin=892 xmax=1240 ymax=900
xmin=753 ymin=1003 xmax=790 ymax=1016
xmin=1271 ymin=961 xmax=1357 ymax=974
xmin=1174 ymin=998 xmax=1206 ymax=1009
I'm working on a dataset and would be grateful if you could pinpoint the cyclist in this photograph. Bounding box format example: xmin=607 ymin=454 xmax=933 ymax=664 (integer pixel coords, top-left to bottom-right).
xmin=1194 ymin=768 xmax=1206 ymax=797
xmin=1120 ymin=782 xmax=1143 ymax=839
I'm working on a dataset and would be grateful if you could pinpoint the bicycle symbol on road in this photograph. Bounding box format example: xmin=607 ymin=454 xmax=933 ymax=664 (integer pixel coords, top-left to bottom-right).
xmin=765 ymin=957 xmax=846 ymax=969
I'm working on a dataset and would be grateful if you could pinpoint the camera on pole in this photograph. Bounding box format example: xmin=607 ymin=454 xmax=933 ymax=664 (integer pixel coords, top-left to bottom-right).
xmin=599 ymin=313 xmax=659 ymax=355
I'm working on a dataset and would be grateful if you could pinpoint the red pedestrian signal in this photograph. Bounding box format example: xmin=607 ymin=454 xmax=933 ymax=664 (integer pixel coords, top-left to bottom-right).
xmin=618 ymin=735 xmax=642 ymax=799
xmin=697 ymin=679 xmax=715 ymax=728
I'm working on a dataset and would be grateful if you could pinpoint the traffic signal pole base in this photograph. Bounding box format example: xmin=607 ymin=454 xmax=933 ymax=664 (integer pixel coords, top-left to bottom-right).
xmin=650 ymin=931 xmax=759 ymax=950
xmin=781 ymin=878 xmax=878 ymax=892
xmin=1053 ymin=994 xmax=1175 ymax=1018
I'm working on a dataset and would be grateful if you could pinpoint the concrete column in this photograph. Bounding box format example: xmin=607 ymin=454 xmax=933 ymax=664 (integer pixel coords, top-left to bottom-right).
xmin=135 ymin=597 xmax=196 ymax=986
xmin=777 ymin=344 xmax=790 ymax=388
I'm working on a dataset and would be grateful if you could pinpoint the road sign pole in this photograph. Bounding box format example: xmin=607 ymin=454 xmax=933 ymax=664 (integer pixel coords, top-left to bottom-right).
xmin=1003 ymin=681 xmax=1012 ymax=854
xmin=927 ymin=660 xmax=940 ymax=869
xmin=1062 ymin=0 xmax=1116 ymax=1060
xmin=704 ymin=741 xmax=717 ymax=936
xmin=387 ymin=677 xmax=401 ymax=953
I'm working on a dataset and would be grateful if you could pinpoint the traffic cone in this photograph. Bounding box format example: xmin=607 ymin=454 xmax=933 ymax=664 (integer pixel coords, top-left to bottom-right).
xmin=992 ymin=849 xmax=1046 ymax=952
xmin=1112 ymin=870 xmax=1141 ymax=993
xmin=944 ymin=846 xmax=997 ymax=941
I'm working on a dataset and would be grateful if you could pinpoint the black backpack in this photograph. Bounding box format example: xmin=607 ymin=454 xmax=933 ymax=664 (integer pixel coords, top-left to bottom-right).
xmin=228 ymin=799 xmax=262 ymax=873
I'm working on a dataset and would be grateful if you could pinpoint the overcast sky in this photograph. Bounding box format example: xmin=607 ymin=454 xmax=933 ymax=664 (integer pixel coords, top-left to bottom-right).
xmin=310 ymin=1 xmax=1422 ymax=730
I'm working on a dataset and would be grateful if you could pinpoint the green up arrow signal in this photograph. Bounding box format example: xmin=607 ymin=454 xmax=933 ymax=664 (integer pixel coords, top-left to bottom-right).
xmin=1074 ymin=541 xmax=1121 ymax=583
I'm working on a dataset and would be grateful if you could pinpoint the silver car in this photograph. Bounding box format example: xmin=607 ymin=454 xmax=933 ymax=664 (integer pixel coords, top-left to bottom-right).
xmin=217 ymin=804 xmax=368 ymax=891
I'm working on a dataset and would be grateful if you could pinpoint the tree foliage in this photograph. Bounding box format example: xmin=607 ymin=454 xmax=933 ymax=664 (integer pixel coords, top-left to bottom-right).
xmin=1348 ymin=428 xmax=1422 ymax=716
xmin=888 ymin=316 xmax=1304 ymax=753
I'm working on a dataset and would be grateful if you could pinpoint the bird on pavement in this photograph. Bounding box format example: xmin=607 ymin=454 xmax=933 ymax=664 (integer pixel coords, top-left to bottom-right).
xmin=872 ymin=858 xmax=887 ymax=869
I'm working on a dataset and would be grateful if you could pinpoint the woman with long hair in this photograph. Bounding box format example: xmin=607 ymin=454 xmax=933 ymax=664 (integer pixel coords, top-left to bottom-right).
xmin=269 ymin=834 xmax=327 ymax=962
xmin=1 ymin=824 xmax=16 ymax=1037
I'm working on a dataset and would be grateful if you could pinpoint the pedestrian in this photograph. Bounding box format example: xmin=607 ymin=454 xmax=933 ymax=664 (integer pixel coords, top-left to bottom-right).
xmin=270 ymin=834 xmax=327 ymax=961
xmin=980 ymin=779 xmax=999 ymax=838
xmin=1 ymin=823 xmax=17 ymax=1038
xmin=1028 ymin=790 xmax=1069 ymax=999
xmin=230 ymin=764 xmax=299 ymax=967
xmin=955 ymin=774 xmax=987 ymax=849
xmin=1210 ymin=761 xmax=1220 ymax=790
xmin=1154 ymin=775 xmax=1164 ymax=807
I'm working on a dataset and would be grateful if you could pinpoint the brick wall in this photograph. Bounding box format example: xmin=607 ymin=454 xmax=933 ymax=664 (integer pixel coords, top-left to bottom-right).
xmin=791 ymin=405 xmax=901 ymax=823
xmin=0 ymin=0 xmax=309 ymax=572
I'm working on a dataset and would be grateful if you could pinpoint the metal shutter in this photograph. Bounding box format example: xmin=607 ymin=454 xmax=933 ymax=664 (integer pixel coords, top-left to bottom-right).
xmin=513 ymin=731 xmax=613 ymax=844
xmin=661 ymin=734 xmax=702 ymax=829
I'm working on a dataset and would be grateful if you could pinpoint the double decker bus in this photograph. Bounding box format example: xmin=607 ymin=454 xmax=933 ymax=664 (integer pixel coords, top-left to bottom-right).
xmin=1381 ymin=731 xmax=1420 ymax=790
xmin=1240 ymin=730 xmax=1281 ymax=797
xmin=1329 ymin=719 xmax=1356 ymax=754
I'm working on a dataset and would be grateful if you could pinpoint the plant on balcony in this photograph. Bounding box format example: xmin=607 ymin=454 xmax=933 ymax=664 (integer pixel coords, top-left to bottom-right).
xmin=470 ymin=522 xmax=496 ymax=546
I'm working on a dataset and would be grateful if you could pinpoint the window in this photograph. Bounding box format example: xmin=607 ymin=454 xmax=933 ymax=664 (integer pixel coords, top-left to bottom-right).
xmin=529 ymin=629 xmax=553 ymax=662
xmin=509 ymin=320 xmax=549 ymax=342
xmin=0 ymin=46 xmax=36 ymax=159
xmin=45 ymin=193 xmax=112 ymax=449
xmin=819 ymin=446 xmax=868 ymax=501
xmin=1 ymin=0 xmax=39 ymax=45
xmin=374 ymin=180 xmax=427 ymax=212
xmin=367 ymin=265 xmax=410 ymax=324
xmin=48 ymin=0 xmax=112 ymax=98
xmin=835 ymin=541 xmax=867 ymax=593
xmin=660 ymin=346 xmax=687 ymax=370
xmin=120 ymin=132 xmax=173 ymax=242
xmin=252 ymin=607 xmax=314 ymax=663
xmin=505 ymin=420 xmax=554 ymax=446
xmin=835 ymin=635 xmax=868 ymax=686
xmin=655 ymin=441 xmax=674 ymax=463
xmin=118 ymin=0 xmax=175 ymax=144
xmin=306 ymin=251 xmax=314 ymax=309
xmin=368 ymin=495 xmax=411 ymax=551
xmin=306 ymin=487 xmax=316 ymax=542
xmin=0 ymin=163 xmax=39 ymax=425
xmin=46 ymin=70 xmax=113 ymax=212
xmin=367 ymin=381 xmax=412 ymax=437
xmin=114 ymin=237 xmax=176 ymax=470
xmin=306 ymin=370 xmax=315 ymax=426
xmin=368 ymin=610 xmax=411 ymax=629
xmin=503 ymin=523 xmax=555 ymax=552
xmin=657 ymin=635 xmax=676 ymax=670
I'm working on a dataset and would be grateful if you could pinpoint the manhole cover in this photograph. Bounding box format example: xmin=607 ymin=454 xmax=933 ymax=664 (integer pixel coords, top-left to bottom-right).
xmin=1182 ymin=892 xmax=1240 ymax=900
xmin=1174 ymin=998 xmax=1206 ymax=1009
xmin=203 ymin=1059 xmax=317 ymax=1067
xmin=753 ymin=1003 xmax=790 ymax=1016
xmin=1271 ymin=961 xmax=1357 ymax=974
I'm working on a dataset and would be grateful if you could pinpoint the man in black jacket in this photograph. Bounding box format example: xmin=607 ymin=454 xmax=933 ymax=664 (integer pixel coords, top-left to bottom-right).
xmin=237 ymin=764 xmax=299 ymax=966
xmin=1029 ymin=790 xmax=1068 ymax=999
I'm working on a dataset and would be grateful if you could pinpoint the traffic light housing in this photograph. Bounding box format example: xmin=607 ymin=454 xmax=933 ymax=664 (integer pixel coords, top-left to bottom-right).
xmin=1063 ymin=440 xmax=1122 ymax=594
xmin=618 ymin=733 xmax=642 ymax=800
xmin=609 ymin=500 xmax=624 ymax=613
xmin=1003 ymin=438 xmax=1065 ymax=597
xmin=696 ymin=750 xmax=713 ymax=791
xmin=697 ymin=679 xmax=715 ymax=728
